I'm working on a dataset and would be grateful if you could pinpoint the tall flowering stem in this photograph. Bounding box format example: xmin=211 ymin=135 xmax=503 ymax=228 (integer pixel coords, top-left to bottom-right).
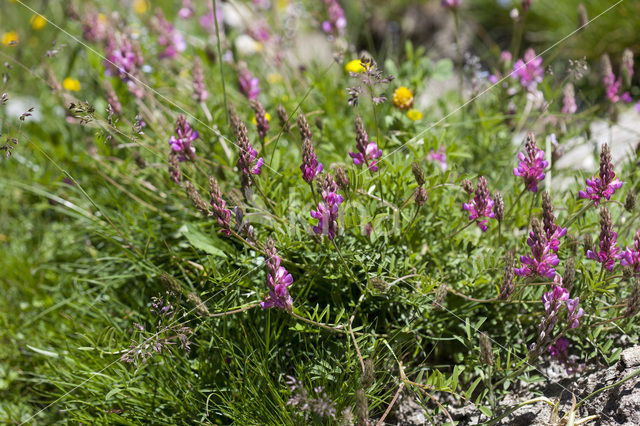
xmin=311 ymin=174 xmax=343 ymax=240
xmin=349 ymin=116 xmax=382 ymax=173
xmin=300 ymin=137 xmax=323 ymax=185
xmin=250 ymin=99 xmax=269 ymax=142
xmin=209 ymin=177 xmax=232 ymax=236
xmin=234 ymin=120 xmax=264 ymax=196
xmin=260 ymin=238 xmax=294 ymax=311
xmin=462 ymin=176 xmax=495 ymax=231
xmin=578 ymin=144 xmax=623 ymax=206
xmin=586 ymin=207 xmax=620 ymax=271
xmin=542 ymin=192 xmax=567 ymax=252
xmin=515 ymin=217 xmax=559 ymax=279
xmin=513 ymin=133 xmax=548 ymax=192
xmin=169 ymin=114 xmax=198 ymax=162
xmin=530 ymin=277 xmax=584 ymax=360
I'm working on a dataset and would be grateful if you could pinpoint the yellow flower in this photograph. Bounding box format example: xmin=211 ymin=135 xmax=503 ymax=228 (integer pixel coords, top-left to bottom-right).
xmin=407 ymin=109 xmax=423 ymax=121
xmin=345 ymin=59 xmax=365 ymax=74
xmin=392 ymin=86 xmax=414 ymax=110
xmin=30 ymin=15 xmax=47 ymax=30
xmin=62 ymin=77 xmax=81 ymax=92
xmin=2 ymin=31 xmax=19 ymax=46
xmin=251 ymin=112 xmax=271 ymax=125
xmin=268 ymin=73 xmax=282 ymax=84
xmin=133 ymin=0 xmax=149 ymax=14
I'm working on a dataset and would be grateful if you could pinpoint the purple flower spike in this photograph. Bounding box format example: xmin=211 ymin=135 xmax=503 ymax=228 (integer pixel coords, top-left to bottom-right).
xmin=300 ymin=138 xmax=323 ymax=184
xmin=586 ymin=207 xmax=621 ymax=271
xmin=261 ymin=239 xmax=294 ymax=312
xmin=321 ymin=0 xmax=347 ymax=35
xmin=515 ymin=218 xmax=559 ymax=279
xmin=169 ymin=114 xmax=198 ymax=162
xmin=513 ymin=48 xmax=544 ymax=92
xmin=349 ymin=116 xmax=382 ymax=172
xmin=238 ymin=63 xmax=260 ymax=100
xmin=565 ymin=297 xmax=584 ymax=329
xmin=427 ymin=147 xmax=448 ymax=172
xmin=441 ymin=0 xmax=461 ymax=9
xmin=462 ymin=176 xmax=495 ymax=231
xmin=542 ymin=192 xmax=567 ymax=253
xmin=542 ymin=285 xmax=569 ymax=313
xmin=311 ymin=174 xmax=343 ymax=240
xmin=104 ymin=34 xmax=144 ymax=90
xmin=578 ymin=144 xmax=623 ymax=206
xmin=513 ymin=133 xmax=548 ymax=192
xmin=153 ymin=10 xmax=186 ymax=59
xmin=621 ymin=230 xmax=640 ymax=272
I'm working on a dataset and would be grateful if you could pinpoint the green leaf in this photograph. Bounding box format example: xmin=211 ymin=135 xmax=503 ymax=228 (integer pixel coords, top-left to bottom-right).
xmin=183 ymin=224 xmax=228 ymax=258
xmin=478 ymin=406 xmax=492 ymax=417
xmin=26 ymin=345 xmax=59 ymax=358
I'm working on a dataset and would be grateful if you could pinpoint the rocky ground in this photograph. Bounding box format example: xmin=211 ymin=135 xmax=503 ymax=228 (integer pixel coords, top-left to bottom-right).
xmin=393 ymin=346 xmax=640 ymax=425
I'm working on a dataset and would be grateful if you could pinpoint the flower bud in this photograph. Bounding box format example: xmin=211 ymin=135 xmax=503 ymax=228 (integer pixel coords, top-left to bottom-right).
xmin=277 ymin=104 xmax=290 ymax=132
xmin=493 ymin=191 xmax=504 ymax=223
xmin=411 ymin=161 xmax=426 ymax=186
xmin=499 ymin=250 xmax=515 ymax=300
xmin=479 ymin=332 xmax=494 ymax=365
xmin=432 ymin=284 xmax=447 ymax=310
xmin=187 ymin=292 xmax=210 ymax=316
xmin=625 ymin=191 xmax=636 ymax=212
xmin=361 ymin=359 xmax=375 ymax=388
xmin=414 ymin=187 xmax=428 ymax=207
xmin=577 ymin=4 xmax=588 ymax=30
xmin=583 ymin=234 xmax=593 ymax=254
xmin=461 ymin=178 xmax=474 ymax=194
xmin=625 ymin=278 xmax=640 ymax=319
xmin=356 ymin=389 xmax=368 ymax=426
xmin=563 ymin=256 xmax=575 ymax=290
xmin=185 ymin=181 xmax=210 ymax=215
xmin=160 ymin=273 xmax=183 ymax=295
xmin=297 ymin=112 xmax=312 ymax=142
xmin=335 ymin=166 xmax=350 ymax=191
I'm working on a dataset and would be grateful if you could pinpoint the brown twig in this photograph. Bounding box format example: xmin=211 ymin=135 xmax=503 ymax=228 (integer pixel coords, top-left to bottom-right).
xmin=376 ymin=382 xmax=405 ymax=426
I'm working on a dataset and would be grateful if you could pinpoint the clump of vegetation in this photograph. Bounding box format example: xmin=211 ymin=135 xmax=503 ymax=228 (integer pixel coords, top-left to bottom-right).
xmin=1 ymin=0 xmax=639 ymax=423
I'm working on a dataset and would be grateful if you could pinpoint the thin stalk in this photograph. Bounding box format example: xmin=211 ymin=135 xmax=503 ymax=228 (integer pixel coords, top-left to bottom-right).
xmin=212 ymin=0 xmax=228 ymax=125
